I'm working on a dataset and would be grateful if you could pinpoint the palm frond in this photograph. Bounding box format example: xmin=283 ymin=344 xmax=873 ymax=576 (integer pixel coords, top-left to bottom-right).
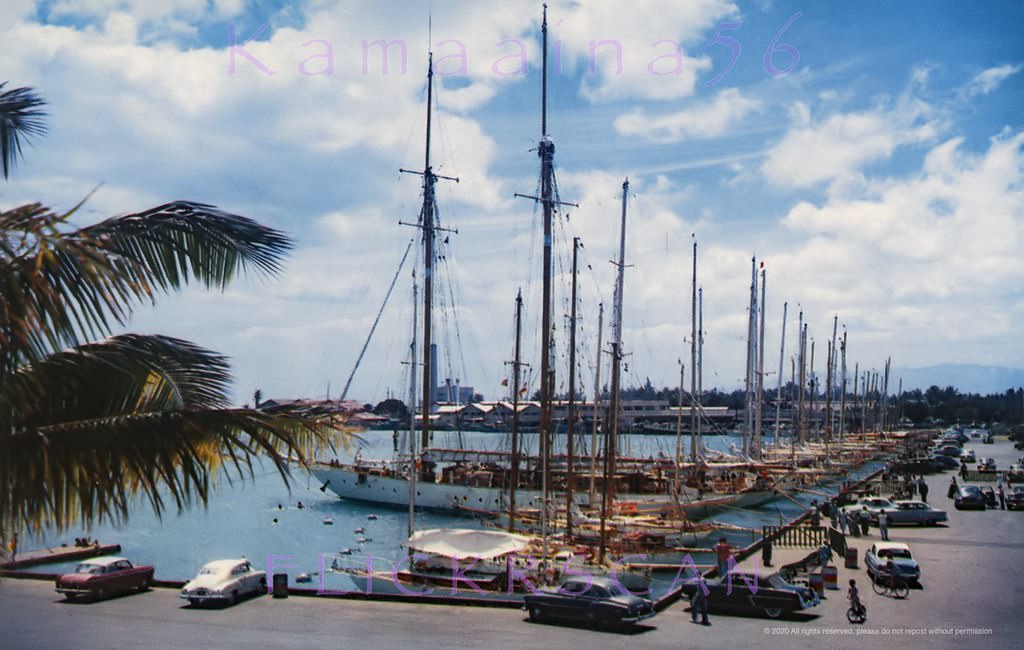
xmin=0 ymin=407 xmax=347 ymax=536
xmin=0 ymin=201 xmax=292 ymax=369
xmin=1 ymin=334 xmax=235 ymax=433
xmin=0 ymin=82 xmax=47 ymax=179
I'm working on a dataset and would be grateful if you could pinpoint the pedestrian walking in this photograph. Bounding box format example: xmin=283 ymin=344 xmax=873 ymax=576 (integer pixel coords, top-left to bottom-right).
xmin=762 ymin=537 xmax=773 ymax=567
xmin=818 ymin=543 xmax=833 ymax=568
xmin=714 ymin=537 xmax=733 ymax=578
xmin=960 ymin=461 xmax=968 ymax=480
xmin=839 ymin=508 xmax=848 ymax=534
xmin=919 ymin=477 xmax=929 ymax=503
xmin=859 ymin=507 xmax=870 ymax=535
xmin=690 ymin=575 xmax=710 ymax=625
xmin=998 ymin=484 xmax=1006 ymax=510
xmin=948 ymin=477 xmax=958 ymax=499
xmin=879 ymin=510 xmax=890 ymax=541
xmin=846 ymin=510 xmax=858 ymax=537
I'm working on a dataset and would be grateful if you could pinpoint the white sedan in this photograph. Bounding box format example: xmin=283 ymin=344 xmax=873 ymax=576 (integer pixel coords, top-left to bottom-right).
xmin=180 ymin=559 xmax=266 ymax=607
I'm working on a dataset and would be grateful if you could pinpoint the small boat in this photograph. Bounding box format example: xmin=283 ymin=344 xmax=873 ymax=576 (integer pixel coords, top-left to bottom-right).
xmin=367 ymin=514 xmax=379 ymax=520
xmin=357 ymin=537 xmax=372 ymax=544
xmin=354 ymin=527 xmax=367 ymax=534
xmin=337 ymin=548 xmax=353 ymax=555
xmin=322 ymin=517 xmax=334 ymax=525
xmin=296 ymin=572 xmax=317 ymax=583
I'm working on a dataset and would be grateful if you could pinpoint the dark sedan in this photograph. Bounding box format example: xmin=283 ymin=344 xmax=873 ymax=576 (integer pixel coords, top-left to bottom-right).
xmin=1006 ymin=486 xmax=1024 ymax=511
xmin=523 ymin=576 xmax=656 ymax=629
xmin=954 ymin=485 xmax=987 ymax=510
xmin=679 ymin=571 xmax=816 ymax=619
xmin=929 ymin=455 xmax=960 ymax=470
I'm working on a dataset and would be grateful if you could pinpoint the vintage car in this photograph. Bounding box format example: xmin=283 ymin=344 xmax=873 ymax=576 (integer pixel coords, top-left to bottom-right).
xmin=679 ymin=571 xmax=818 ymax=619
xmin=840 ymin=497 xmax=897 ymax=524
xmin=960 ymin=449 xmax=977 ymax=463
xmin=1006 ymin=486 xmax=1024 ymax=510
xmin=933 ymin=445 xmax=962 ymax=458
xmin=865 ymin=542 xmax=920 ymax=582
xmin=954 ymin=485 xmax=987 ymax=510
xmin=978 ymin=458 xmax=997 ymax=471
xmin=523 ymin=576 xmax=656 ymax=629
xmin=891 ymin=458 xmax=941 ymax=474
xmin=980 ymin=486 xmax=997 ymax=507
xmin=982 ymin=433 xmax=994 ymax=444
xmin=1007 ymin=464 xmax=1024 ymax=482
xmin=180 ymin=559 xmax=266 ymax=607
xmin=884 ymin=501 xmax=948 ymax=526
xmin=55 ymin=556 xmax=154 ymax=602
xmin=928 ymin=454 xmax=959 ymax=470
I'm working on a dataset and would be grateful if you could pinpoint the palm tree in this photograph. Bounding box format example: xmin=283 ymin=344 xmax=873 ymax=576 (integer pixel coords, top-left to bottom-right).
xmin=1 ymin=84 xmax=346 ymax=551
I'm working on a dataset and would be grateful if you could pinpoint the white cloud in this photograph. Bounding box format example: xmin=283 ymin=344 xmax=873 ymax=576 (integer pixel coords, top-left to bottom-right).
xmin=761 ymin=95 xmax=938 ymax=189
xmin=613 ymin=88 xmax=762 ymax=142
xmin=964 ymin=63 xmax=1022 ymax=97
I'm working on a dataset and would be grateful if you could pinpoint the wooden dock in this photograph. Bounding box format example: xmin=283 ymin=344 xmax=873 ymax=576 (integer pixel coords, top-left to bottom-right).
xmin=0 ymin=543 xmax=121 ymax=570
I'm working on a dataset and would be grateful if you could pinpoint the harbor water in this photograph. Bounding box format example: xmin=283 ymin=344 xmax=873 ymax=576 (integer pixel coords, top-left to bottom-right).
xmin=18 ymin=430 xmax=884 ymax=600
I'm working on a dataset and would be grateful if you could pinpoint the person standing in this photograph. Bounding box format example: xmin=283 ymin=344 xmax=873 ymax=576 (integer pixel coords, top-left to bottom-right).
xmin=714 ymin=537 xmax=733 ymax=578
xmin=762 ymin=537 xmax=774 ymax=567
xmin=691 ymin=575 xmax=710 ymax=625
xmin=879 ymin=510 xmax=890 ymax=541
xmin=998 ymin=483 xmax=1006 ymax=510
xmin=948 ymin=477 xmax=958 ymax=499
xmin=919 ymin=477 xmax=929 ymax=503
xmin=839 ymin=508 xmax=848 ymax=535
xmin=859 ymin=506 xmax=871 ymax=536
xmin=846 ymin=509 xmax=858 ymax=537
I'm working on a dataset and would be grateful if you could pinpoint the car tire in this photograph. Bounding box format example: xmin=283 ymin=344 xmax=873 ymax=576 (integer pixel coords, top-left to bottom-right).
xmin=138 ymin=579 xmax=149 ymax=592
xmin=231 ymin=590 xmax=240 ymax=605
xmin=95 ymin=588 xmax=105 ymax=601
xmin=528 ymin=605 xmax=543 ymax=622
xmin=259 ymin=577 xmax=267 ymax=595
xmin=764 ymin=606 xmax=783 ymax=619
xmin=65 ymin=593 xmax=77 ymax=603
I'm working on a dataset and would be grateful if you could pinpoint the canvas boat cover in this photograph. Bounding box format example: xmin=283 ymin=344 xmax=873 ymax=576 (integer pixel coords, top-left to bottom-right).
xmin=405 ymin=528 xmax=533 ymax=560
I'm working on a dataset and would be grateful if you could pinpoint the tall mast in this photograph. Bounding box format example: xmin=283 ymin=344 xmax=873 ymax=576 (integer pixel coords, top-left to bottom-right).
xmin=689 ymin=239 xmax=698 ymax=462
xmin=674 ymin=360 xmax=685 ymax=491
xmin=566 ymin=237 xmax=579 ymax=539
xmin=697 ymin=286 xmax=704 ymax=454
xmin=599 ymin=178 xmax=629 ymax=565
xmin=589 ymin=304 xmax=603 ymax=505
xmin=399 ymin=52 xmax=458 ymax=451
xmin=797 ymin=311 xmax=806 ymax=445
xmin=774 ymin=302 xmax=788 ymax=449
xmin=508 ymin=290 xmax=524 ymax=532
xmin=513 ymin=5 xmax=576 ymax=562
xmin=755 ymin=265 xmax=766 ymax=458
xmin=407 ymin=281 xmax=418 ymax=538
xmin=839 ymin=326 xmax=847 ymax=441
xmin=743 ymin=257 xmax=757 ymax=457
xmin=827 ymin=315 xmax=838 ymax=442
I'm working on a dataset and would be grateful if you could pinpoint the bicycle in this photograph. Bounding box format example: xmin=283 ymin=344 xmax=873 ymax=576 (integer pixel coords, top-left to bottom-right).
xmin=846 ymin=599 xmax=867 ymax=624
xmin=871 ymin=572 xmax=909 ymax=599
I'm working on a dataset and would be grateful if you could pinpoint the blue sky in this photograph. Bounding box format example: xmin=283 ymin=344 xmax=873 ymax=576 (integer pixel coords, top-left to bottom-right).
xmin=2 ymin=0 xmax=1022 ymax=403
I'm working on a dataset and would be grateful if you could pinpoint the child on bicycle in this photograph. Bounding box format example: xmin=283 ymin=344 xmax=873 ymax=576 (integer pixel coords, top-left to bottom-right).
xmin=848 ymin=579 xmax=862 ymax=611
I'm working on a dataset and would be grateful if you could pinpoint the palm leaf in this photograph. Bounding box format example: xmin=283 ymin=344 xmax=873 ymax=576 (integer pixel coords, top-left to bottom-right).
xmin=0 ymin=82 xmax=47 ymax=179
xmin=1 ymin=407 xmax=345 ymax=536
xmin=0 ymin=201 xmax=292 ymax=370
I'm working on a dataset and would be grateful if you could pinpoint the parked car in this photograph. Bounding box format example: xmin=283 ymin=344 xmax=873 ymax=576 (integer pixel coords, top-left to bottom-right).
xmin=954 ymin=485 xmax=987 ymax=510
xmin=523 ymin=576 xmax=655 ymax=629
xmin=864 ymin=542 xmax=920 ymax=582
xmin=891 ymin=458 xmax=941 ymax=474
xmin=978 ymin=458 xmax=997 ymax=471
xmin=840 ymin=497 xmax=897 ymax=524
xmin=960 ymin=450 xmax=977 ymax=463
xmin=885 ymin=501 xmax=948 ymax=526
xmin=982 ymin=434 xmax=994 ymax=444
xmin=180 ymin=559 xmax=266 ymax=607
xmin=934 ymin=446 xmax=962 ymax=458
xmin=55 ymin=556 xmax=154 ymax=602
xmin=679 ymin=571 xmax=818 ymax=619
xmin=1006 ymin=486 xmax=1024 ymax=511
xmin=929 ymin=454 xmax=959 ymax=470
xmin=1006 ymin=464 xmax=1024 ymax=482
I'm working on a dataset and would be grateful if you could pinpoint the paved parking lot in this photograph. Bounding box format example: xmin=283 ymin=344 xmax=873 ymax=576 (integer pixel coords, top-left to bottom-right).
xmin=1 ymin=437 xmax=1021 ymax=649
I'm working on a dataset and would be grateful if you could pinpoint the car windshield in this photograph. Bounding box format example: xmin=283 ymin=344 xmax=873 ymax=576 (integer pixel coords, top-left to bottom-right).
xmin=74 ymin=563 xmax=103 ymax=575
xmin=879 ymin=548 xmax=912 ymax=559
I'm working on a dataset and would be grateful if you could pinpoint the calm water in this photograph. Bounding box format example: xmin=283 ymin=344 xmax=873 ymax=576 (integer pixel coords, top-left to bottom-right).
xmin=21 ymin=430 xmax=881 ymax=596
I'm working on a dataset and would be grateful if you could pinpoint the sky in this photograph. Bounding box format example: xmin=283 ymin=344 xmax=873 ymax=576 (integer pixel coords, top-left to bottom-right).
xmin=2 ymin=0 xmax=1022 ymax=405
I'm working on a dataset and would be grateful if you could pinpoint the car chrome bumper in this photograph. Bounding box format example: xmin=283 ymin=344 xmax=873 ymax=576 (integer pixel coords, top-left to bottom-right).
xmin=180 ymin=592 xmax=229 ymax=601
xmin=622 ymin=610 xmax=656 ymax=623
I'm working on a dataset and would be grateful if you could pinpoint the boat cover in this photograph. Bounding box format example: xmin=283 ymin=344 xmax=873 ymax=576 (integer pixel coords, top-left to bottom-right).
xmin=405 ymin=528 xmax=532 ymax=560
